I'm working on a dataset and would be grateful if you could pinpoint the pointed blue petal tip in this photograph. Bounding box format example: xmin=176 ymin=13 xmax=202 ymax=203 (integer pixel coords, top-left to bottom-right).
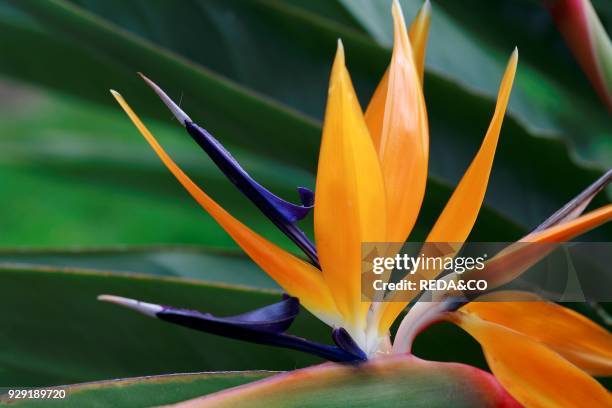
xmin=147 ymin=296 xmax=364 ymax=362
xmin=185 ymin=121 xmax=319 ymax=266
xmin=141 ymin=74 xmax=320 ymax=266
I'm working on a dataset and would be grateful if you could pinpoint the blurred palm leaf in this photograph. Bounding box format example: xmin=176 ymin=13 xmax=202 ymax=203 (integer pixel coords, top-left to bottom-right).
xmin=2 ymin=0 xmax=610 ymax=246
xmin=0 ymin=372 xmax=274 ymax=408
xmin=0 ymin=246 xmax=278 ymax=288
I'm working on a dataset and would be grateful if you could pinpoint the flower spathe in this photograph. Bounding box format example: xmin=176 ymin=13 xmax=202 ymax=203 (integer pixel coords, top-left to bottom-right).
xmin=106 ymin=1 xmax=612 ymax=406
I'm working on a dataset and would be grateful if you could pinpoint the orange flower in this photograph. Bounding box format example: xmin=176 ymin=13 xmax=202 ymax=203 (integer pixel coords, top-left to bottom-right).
xmin=109 ymin=1 xmax=612 ymax=405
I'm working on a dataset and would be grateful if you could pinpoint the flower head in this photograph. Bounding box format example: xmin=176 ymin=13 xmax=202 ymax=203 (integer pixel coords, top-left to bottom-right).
xmin=102 ymin=1 xmax=612 ymax=405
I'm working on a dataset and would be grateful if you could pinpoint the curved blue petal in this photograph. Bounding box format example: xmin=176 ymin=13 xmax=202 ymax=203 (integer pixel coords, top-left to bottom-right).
xmin=138 ymin=74 xmax=319 ymax=266
xmin=153 ymin=295 xmax=365 ymax=362
xmin=196 ymin=294 xmax=300 ymax=333
xmin=185 ymin=121 xmax=319 ymax=266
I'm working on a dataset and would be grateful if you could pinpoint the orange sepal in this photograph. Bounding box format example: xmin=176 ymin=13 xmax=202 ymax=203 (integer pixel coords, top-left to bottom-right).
xmin=111 ymin=90 xmax=340 ymax=326
xmin=463 ymin=292 xmax=612 ymax=376
xmin=452 ymin=312 xmax=612 ymax=408
xmin=378 ymin=49 xmax=518 ymax=333
xmin=364 ymin=1 xmax=430 ymax=244
xmin=315 ymin=42 xmax=386 ymax=333
xmin=465 ymin=204 xmax=612 ymax=289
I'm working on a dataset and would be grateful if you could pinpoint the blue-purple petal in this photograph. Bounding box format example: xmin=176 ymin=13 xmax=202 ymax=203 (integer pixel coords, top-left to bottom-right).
xmin=332 ymin=328 xmax=367 ymax=360
xmin=185 ymin=121 xmax=319 ymax=266
xmin=155 ymin=296 xmax=365 ymax=363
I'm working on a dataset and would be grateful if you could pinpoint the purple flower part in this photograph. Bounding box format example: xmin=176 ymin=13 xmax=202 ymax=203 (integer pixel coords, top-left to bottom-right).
xmin=155 ymin=296 xmax=365 ymax=363
xmin=196 ymin=294 xmax=300 ymax=333
xmin=297 ymin=187 xmax=315 ymax=207
xmin=137 ymin=73 xmax=318 ymax=265
xmin=332 ymin=328 xmax=367 ymax=360
xmin=532 ymin=169 xmax=611 ymax=232
xmin=185 ymin=121 xmax=319 ymax=267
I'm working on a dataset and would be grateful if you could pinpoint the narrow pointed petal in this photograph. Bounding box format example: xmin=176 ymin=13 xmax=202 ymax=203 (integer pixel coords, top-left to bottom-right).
xmin=408 ymin=0 xmax=431 ymax=82
xmin=364 ymin=68 xmax=388 ymax=151
xmin=364 ymin=0 xmax=432 ymax=141
xmin=97 ymin=294 xmax=163 ymax=317
xmin=138 ymin=72 xmax=192 ymax=125
xmin=99 ymin=295 xmax=362 ymax=363
xmin=99 ymin=294 xmax=300 ymax=332
xmin=315 ymin=41 xmax=387 ymax=331
xmin=460 ymin=178 xmax=612 ymax=292
xmin=378 ymin=50 xmax=518 ymax=333
xmin=141 ymin=74 xmax=318 ymax=265
xmin=531 ymin=169 xmax=611 ymax=233
xmin=549 ymin=0 xmax=612 ymax=110
xmin=365 ymin=1 xmax=429 ymax=244
xmin=186 ymin=120 xmax=318 ymax=265
xmin=464 ymin=204 xmax=612 ymax=289
xmin=452 ymin=312 xmax=612 ymax=407
xmin=522 ymin=200 xmax=612 ymax=244
xmin=426 ymin=49 xmax=517 ymax=243
xmin=185 ymin=120 xmax=317 ymax=226
xmin=462 ymin=292 xmax=612 ymax=376
xmin=110 ymin=91 xmax=340 ymax=326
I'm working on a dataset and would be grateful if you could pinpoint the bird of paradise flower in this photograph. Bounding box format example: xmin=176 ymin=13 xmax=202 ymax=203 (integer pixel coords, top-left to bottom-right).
xmin=100 ymin=1 xmax=612 ymax=407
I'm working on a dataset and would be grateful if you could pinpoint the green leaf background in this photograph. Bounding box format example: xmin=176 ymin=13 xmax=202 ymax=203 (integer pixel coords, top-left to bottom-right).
xmin=0 ymin=0 xmax=610 ymax=405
